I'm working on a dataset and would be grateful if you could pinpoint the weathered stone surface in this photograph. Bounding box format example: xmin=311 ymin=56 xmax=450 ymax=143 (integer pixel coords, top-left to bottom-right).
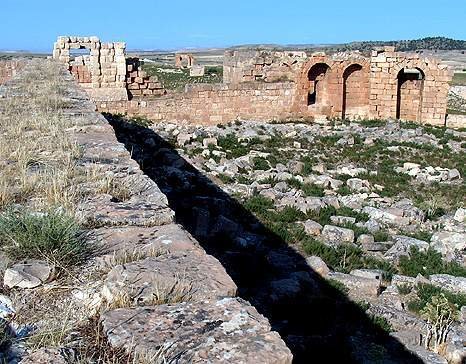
xmin=102 ymin=252 xmax=237 ymax=305
xmin=322 ymin=225 xmax=354 ymax=244
xmin=453 ymin=207 xmax=466 ymax=222
xmin=328 ymin=272 xmax=380 ymax=297
xmin=306 ymin=256 xmax=330 ymax=276
xmin=81 ymin=194 xmax=174 ymax=227
xmin=384 ymin=235 xmax=429 ymax=262
xmin=301 ymin=219 xmax=323 ymax=236
xmin=4 ymin=261 xmax=53 ymax=289
xmin=430 ymin=231 xmax=466 ymax=260
xmin=93 ymin=224 xmax=203 ymax=267
xmin=429 ymin=274 xmax=466 ymax=295
xmin=101 ymin=297 xmax=293 ymax=363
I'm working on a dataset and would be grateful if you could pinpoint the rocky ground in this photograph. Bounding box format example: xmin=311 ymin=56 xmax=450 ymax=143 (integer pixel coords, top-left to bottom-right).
xmin=105 ymin=115 xmax=466 ymax=363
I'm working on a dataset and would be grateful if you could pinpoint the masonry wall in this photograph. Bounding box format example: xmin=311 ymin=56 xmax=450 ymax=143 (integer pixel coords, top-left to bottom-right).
xmin=224 ymin=50 xmax=307 ymax=84
xmin=0 ymin=60 xmax=24 ymax=85
xmin=369 ymin=47 xmax=452 ymax=125
xmin=97 ymin=82 xmax=297 ymax=125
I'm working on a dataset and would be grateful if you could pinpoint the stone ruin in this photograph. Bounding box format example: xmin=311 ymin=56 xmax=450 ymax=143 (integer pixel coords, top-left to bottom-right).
xmin=52 ymin=36 xmax=455 ymax=127
xmin=175 ymin=53 xmax=194 ymax=68
xmin=52 ymin=36 xmax=165 ymax=101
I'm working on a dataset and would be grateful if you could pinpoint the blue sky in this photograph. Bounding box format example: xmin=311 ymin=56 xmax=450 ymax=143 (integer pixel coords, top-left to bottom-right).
xmin=1 ymin=0 xmax=465 ymax=52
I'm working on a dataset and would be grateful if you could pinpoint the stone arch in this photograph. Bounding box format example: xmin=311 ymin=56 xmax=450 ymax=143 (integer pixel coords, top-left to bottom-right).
xmin=306 ymin=62 xmax=331 ymax=106
xmin=342 ymin=63 xmax=369 ymax=119
xmin=396 ymin=66 xmax=425 ymax=122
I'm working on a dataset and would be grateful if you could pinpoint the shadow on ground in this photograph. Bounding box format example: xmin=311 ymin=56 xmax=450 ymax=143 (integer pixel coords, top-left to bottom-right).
xmin=105 ymin=114 xmax=422 ymax=363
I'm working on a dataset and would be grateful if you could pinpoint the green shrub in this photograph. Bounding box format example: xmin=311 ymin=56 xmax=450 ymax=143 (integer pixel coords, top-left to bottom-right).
xmin=397 ymin=284 xmax=413 ymax=295
xmin=408 ymin=283 xmax=466 ymax=314
xmin=370 ymin=315 xmax=393 ymax=333
xmin=0 ymin=209 xmax=92 ymax=267
xmin=217 ymin=174 xmax=234 ymax=184
xmin=272 ymin=206 xmax=306 ymax=223
xmin=252 ymin=157 xmax=270 ymax=171
xmin=399 ymin=247 xmax=466 ymax=277
xmin=337 ymin=206 xmax=370 ymax=222
xmin=286 ymin=178 xmax=303 ymax=189
xmin=243 ymin=195 xmax=274 ymax=215
xmin=327 ymin=278 xmax=349 ymax=295
xmin=302 ymin=183 xmax=325 ymax=197
xmin=306 ymin=206 xmax=337 ymax=226
xmin=373 ymin=230 xmax=390 ymax=242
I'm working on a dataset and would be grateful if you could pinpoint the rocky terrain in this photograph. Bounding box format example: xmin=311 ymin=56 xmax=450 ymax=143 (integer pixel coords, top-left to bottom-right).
xmin=0 ymin=58 xmax=464 ymax=364
xmin=0 ymin=60 xmax=291 ymax=363
xmin=106 ymin=115 xmax=466 ymax=363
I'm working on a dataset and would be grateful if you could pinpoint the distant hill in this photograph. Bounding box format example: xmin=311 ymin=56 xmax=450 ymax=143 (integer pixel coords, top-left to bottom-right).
xmin=341 ymin=37 xmax=466 ymax=52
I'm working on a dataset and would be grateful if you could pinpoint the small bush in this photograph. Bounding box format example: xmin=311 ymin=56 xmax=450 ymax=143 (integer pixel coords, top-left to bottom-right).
xmin=306 ymin=206 xmax=337 ymax=226
xmin=302 ymin=183 xmax=325 ymax=197
xmin=337 ymin=206 xmax=370 ymax=222
xmin=373 ymin=230 xmax=390 ymax=242
xmin=370 ymin=315 xmax=393 ymax=333
xmin=399 ymin=247 xmax=466 ymax=278
xmin=244 ymin=195 xmax=274 ymax=215
xmin=272 ymin=206 xmax=306 ymax=223
xmin=397 ymin=284 xmax=413 ymax=295
xmin=407 ymin=283 xmax=466 ymax=314
xmin=0 ymin=208 xmax=92 ymax=267
xmin=327 ymin=278 xmax=349 ymax=295
xmin=252 ymin=157 xmax=270 ymax=171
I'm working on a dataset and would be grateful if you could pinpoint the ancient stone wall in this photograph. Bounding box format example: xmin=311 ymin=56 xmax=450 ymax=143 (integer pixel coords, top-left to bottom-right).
xmin=175 ymin=53 xmax=194 ymax=68
xmin=223 ymin=50 xmax=307 ymax=84
xmin=97 ymin=82 xmax=296 ymax=125
xmin=53 ymin=36 xmax=128 ymax=101
xmin=292 ymin=48 xmax=452 ymax=125
xmin=125 ymin=58 xmax=165 ymax=98
xmin=369 ymin=47 xmax=451 ymax=125
xmin=0 ymin=60 xmax=25 ymax=85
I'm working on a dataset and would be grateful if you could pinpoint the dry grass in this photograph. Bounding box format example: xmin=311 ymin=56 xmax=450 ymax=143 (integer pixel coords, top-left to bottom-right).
xmin=74 ymin=316 xmax=168 ymax=364
xmin=107 ymin=274 xmax=194 ymax=310
xmin=107 ymin=246 xmax=166 ymax=268
xmin=0 ymin=60 xmax=105 ymax=215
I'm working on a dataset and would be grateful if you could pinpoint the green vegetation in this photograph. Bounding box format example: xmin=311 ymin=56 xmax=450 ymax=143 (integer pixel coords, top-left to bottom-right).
xmin=0 ymin=209 xmax=92 ymax=268
xmin=303 ymin=238 xmax=396 ymax=277
xmin=327 ymin=278 xmax=349 ymax=295
xmin=451 ymin=72 xmax=466 ymax=86
xmin=399 ymin=247 xmax=466 ymax=278
xmin=396 ymin=284 xmax=413 ymax=295
xmin=252 ymin=156 xmax=270 ymax=170
xmin=142 ymin=64 xmax=223 ymax=91
xmin=407 ymin=283 xmax=466 ymax=315
xmin=339 ymin=37 xmax=466 ymax=53
xmin=369 ymin=315 xmax=393 ymax=333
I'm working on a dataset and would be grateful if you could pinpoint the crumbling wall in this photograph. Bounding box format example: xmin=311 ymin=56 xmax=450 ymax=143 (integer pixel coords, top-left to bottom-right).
xmin=97 ymin=82 xmax=296 ymax=125
xmin=125 ymin=58 xmax=165 ymax=98
xmin=0 ymin=60 xmax=25 ymax=85
xmin=53 ymin=36 xmax=128 ymax=101
xmin=223 ymin=50 xmax=307 ymax=84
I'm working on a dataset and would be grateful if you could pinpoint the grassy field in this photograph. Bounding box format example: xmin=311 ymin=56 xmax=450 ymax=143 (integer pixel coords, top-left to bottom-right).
xmin=142 ymin=64 xmax=223 ymax=91
xmin=451 ymin=72 xmax=466 ymax=86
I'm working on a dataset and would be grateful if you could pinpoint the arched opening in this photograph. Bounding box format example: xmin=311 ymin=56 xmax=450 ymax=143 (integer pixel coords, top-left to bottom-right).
xmin=342 ymin=64 xmax=369 ymax=119
xmin=396 ymin=67 xmax=425 ymax=122
xmin=307 ymin=63 xmax=330 ymax=106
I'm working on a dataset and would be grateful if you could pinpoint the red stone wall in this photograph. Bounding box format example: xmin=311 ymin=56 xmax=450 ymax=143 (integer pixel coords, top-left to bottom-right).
xmin=97 ymin=82 xmax=297 ymax=125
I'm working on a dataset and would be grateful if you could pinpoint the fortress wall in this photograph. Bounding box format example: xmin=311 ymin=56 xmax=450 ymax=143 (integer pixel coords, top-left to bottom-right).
xmin=97 ymin=82 xmax=297 ymax=125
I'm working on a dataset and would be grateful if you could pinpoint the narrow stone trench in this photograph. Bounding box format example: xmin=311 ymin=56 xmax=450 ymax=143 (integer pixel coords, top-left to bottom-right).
xmin=106 ymin=115 xmax=423 ymax=363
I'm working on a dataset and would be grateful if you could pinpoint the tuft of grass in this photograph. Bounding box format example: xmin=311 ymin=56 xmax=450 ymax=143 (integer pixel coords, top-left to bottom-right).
xmin=397 ymin=284 xmax=413 ymax=295
xmin=369 ymin=315 xmax=393 ymax=333
xmin=302 ymin=183 xmax=325 ymax=197
xmin=252 ymin=156 xmax=270 ymax=171
xmin=398 ymin=247 xmax=466 ymax=278
xmin=0 ymin=208 xmax=92 ymax=268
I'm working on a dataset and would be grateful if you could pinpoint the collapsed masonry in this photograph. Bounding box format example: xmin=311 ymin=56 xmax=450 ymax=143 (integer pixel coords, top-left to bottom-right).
xmin=53 ymin=36 xmax=453 ymax=126
xmin=52 ymin=36 xmax=165 ymax=101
